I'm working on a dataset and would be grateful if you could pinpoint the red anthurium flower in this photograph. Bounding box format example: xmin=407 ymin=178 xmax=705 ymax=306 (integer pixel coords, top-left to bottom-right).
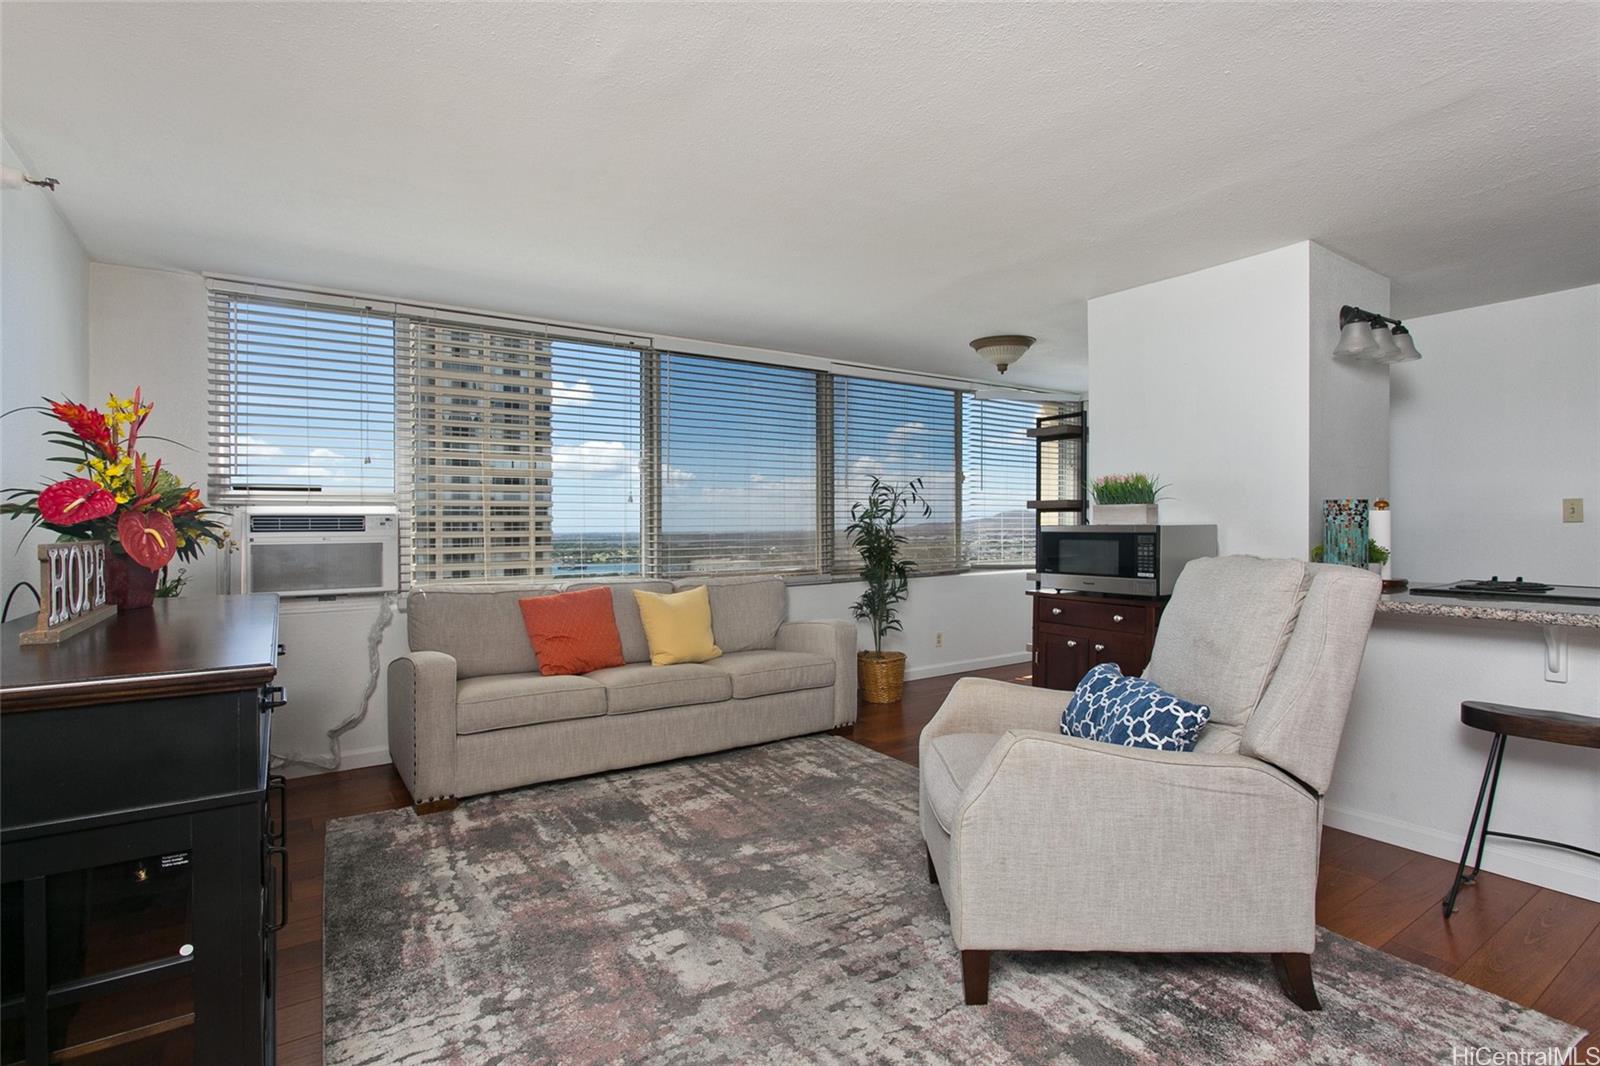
xmin=37 ymin=478 xmax=118 ymax=526
xmin=118 ymin=510 xmax=178 ymax=570
xmin=48 ymin=400 xmax=116 ymax=459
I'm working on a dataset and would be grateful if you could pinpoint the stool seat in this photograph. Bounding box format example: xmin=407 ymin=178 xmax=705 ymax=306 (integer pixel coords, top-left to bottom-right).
xmin=1461 ymin=701 xmax=1600 ymax=748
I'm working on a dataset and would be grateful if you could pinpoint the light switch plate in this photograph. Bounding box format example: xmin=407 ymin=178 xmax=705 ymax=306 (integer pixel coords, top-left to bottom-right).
xmin=1562 ymin=497 xmax=1584 ymax=523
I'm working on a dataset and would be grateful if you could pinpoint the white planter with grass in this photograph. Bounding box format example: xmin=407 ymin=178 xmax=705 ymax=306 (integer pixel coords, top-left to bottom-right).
xmin=1089 ymin=473 xmax=1167 ymax=527
xmin=1093 ymin=503 xmax=1160 ymax=525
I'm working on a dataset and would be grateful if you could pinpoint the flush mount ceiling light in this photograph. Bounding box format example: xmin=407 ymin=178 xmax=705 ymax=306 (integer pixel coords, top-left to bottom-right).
xmin=970 ymin=334 xmax=1035 ymax=375
xmin=1332 ymin=306 xmax=1420 ymax=364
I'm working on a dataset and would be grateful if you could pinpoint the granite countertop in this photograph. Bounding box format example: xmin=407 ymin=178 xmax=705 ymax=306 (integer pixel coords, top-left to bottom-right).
xmin=1377 ymin=591 xmax=1600 ymax=628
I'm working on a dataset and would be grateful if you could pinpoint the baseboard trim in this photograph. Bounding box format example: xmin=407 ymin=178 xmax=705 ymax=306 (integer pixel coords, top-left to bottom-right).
xmin=1323 ymin=802 xmax=1600 ymax=902
xmin=904 ymin=653 xmax=1031 ymax=683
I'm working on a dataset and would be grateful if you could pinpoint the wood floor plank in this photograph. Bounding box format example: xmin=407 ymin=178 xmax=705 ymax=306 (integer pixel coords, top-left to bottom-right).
xmin=283 ymin=663 xmax=1596 ymax=1060
xmin=1313 ymin=853 xmax=1459 ymax=948
xmin=1454 ymin=889 xmax=1600 ymax=1007
xmin=1384 ymin=866 xmax=1540 ymax=971
xmin=1535 ymin=923 xmax=1600 ymax=1054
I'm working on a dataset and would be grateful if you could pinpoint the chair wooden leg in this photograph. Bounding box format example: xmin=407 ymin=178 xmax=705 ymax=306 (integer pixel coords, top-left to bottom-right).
xmin=961 ymin=949 xmax=990 ymax=1006
xmin=926 ymin=845 xmax=938 ymax=885
xmin=413 ymin=797 xmax=459 ymax=816
xmin=1271 ymin=952 xmax=1322 ymax=1011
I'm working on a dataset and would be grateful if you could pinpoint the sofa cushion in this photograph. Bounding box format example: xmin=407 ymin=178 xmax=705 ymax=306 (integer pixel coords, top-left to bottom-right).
xmin=518 ymin=588 xmax=625 ymax=676
xmin=567 ymin=580 xmax=674 ymax=664
xmin=409 ymin=586 xmax=558 ymax=679
xmin=455 ymin=673 xmax=607 ymax=735
xmin=924 ymin=733 xmax=999 ymax=834
xmin=633 ymin=586 xmax=722 ymax=666
xmin=673 ymin=576 xmax=787 ymax=653
xmin=1141 ymin=555 xmax=1310 ymax=728
xmin=586 ymin=662 xmax=733 ymax=715
xmin=713 ymin=650 xmax=835 ymax=699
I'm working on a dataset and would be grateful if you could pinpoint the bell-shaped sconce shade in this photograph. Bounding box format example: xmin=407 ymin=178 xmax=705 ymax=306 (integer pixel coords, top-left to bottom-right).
xmin=1370 ymin=323 xmax=1401 ymax=361
xmin=1333 ymin=320 xmax=1378 ymax=359
xmin=1389 ymin=325 xmax=1421 ymax=362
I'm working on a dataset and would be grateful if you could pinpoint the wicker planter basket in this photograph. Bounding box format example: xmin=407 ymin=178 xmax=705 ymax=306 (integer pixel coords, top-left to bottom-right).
xmin=858 ymin=651 xmax=907 ymax=704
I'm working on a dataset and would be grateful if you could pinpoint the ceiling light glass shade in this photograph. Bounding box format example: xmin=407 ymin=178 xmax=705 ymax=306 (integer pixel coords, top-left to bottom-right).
xmin=1333 ymin=320 xmax=1378 ymax=358
xmin=970 ymin=334 xmax=1035 ymax=375
xmin=1389 ymin=327 xmax=1421 ymax=362
xmin=1369 ymin=323 xmax=1401 ymax=361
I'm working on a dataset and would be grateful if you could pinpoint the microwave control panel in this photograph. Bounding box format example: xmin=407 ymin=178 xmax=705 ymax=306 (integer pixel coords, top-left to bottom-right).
xmin=1136 ymin=533 xmax=1157 ymax=578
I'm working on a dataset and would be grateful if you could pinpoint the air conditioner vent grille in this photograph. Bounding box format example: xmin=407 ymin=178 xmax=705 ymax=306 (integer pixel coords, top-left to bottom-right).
xmin=249 ymin=514 xmax=366 ymax=533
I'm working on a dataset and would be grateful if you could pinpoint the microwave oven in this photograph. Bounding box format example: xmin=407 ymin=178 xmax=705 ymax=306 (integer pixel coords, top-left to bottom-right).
xmin=1035 ymin=525 xmax=1218 ymax=597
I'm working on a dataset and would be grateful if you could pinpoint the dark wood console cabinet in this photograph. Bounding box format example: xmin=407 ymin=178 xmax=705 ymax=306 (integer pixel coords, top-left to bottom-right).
xmin=0 ymin=595 xmax=283 ymax=1066
xmin=1029 ymin=590 xmax=1165 ymax=690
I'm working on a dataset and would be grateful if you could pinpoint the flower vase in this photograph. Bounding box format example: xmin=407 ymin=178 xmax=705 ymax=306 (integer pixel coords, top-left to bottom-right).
xmin=1322 ymin=499 xmax=1369 ymax=568
xmin=105 ymin=551 xmax=159 ymax=611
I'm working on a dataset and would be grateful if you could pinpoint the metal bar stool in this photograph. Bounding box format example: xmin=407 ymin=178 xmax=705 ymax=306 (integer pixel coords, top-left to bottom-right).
xmin=1443 ymin=700 xmax=1600 ymax=917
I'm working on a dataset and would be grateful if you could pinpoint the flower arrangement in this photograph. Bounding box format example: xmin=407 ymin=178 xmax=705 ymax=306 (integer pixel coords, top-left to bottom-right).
xmin=3 ymin=389 xmax=226 ymax=607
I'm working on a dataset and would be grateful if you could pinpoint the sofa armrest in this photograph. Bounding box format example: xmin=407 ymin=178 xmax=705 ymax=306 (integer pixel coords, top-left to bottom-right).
xmin=776 ymin=619 xmax=858 ymax=726
xmin=946 ymin=730 xmax=1321 ymax=952
xmin=918 ymin=677 xmax=1068 ymax=765
xmin=386 ymin=650 xmax=459 ymax=805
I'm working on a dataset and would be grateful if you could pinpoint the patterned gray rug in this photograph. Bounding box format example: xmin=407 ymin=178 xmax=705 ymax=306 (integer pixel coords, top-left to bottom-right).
xmin=324 ymin=735 xmax=1583 ymax=1064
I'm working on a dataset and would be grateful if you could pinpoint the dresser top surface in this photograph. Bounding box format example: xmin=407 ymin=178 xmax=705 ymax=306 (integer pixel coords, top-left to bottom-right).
xmin=1 ymin=594 xmax=280 ymax=712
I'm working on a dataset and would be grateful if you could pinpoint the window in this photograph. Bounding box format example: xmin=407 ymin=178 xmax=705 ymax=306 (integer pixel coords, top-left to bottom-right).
xmin=409 ymin=321 xmax=644 ymax=583
xmin=656 ymin=352 xmax=820 ymax=575
xmin=210 ymin=282 xmax=1078 ymax=586
xmin=832 ymin=376 xmax=961 ymax=572
xmin=962 ymin=396 xmax=1064 ymax=567
xmin=207 ymin=294 xmax=399 ymax=502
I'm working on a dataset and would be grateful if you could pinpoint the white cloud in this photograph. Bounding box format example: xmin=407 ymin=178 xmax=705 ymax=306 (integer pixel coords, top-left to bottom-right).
xmin=551 ymin=439 xmax=692 ymax=484
xmin=552 ymin=379 xmax=594 ymax=408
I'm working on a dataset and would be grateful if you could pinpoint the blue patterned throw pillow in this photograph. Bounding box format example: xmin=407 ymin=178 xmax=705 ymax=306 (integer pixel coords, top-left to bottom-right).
xmin=1060 ymin=663 xmax=1211 ymax=752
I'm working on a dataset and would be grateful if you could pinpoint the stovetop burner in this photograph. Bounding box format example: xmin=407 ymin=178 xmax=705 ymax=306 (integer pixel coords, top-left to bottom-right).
xmin=1450 ymin=577 xmax=1554 ymax=594
xmin=1411 ymin=577 xmax=1600 ymax=606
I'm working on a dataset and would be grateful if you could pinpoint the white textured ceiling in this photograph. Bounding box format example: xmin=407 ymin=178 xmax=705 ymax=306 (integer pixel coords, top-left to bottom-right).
xmin=3 ymin=2 xmax=1597 ymax=390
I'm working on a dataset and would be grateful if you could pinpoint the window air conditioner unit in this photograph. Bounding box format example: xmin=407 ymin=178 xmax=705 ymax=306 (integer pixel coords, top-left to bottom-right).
xmin=239 ymin=506 xmax=399 ymax=597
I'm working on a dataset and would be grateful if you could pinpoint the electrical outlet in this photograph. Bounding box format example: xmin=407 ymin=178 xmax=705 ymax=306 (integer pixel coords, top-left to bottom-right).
xmin=934 ymin=631 xmax=944 ymax=648
xmin=1563 ymin=498 xmax=1584 ymax=523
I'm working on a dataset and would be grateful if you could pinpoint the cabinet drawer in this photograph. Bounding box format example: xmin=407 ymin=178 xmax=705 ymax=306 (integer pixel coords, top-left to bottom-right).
xmin=1033 ymin=597 xmax=1151 ymax=636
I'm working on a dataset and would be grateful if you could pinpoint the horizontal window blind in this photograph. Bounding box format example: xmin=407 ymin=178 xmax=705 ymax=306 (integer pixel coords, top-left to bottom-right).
xmin=207 ymin=292 xmax=402 ymax=504
xmin=963 ymin=396 xmax=1063 ymax=566
xmin=833 ymin=376 xmax=960 ymax=572
xmin=549 ymin=340 xmax=643 ymax=578
xmin=658 ymin=352 xmax=820 ymax=576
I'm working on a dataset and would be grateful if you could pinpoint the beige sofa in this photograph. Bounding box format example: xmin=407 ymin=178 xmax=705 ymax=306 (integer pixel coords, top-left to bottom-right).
xmin=388 ymin=575 xmax=856 ymax=809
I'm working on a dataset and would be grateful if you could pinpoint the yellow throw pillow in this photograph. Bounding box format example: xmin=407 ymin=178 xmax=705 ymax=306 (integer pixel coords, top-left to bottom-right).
xmin=632 ymin=586 xmax=723 ymax=666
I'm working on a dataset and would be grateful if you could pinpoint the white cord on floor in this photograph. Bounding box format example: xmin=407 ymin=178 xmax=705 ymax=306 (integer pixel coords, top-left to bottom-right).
xmin=269 ymin=592 xmax=397 ymax=773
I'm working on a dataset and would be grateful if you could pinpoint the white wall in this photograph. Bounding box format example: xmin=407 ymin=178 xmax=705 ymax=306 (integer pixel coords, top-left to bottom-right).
xmin=1087 ymin=243 xmax=1313 ymax=557
xmin=0 ymin=133 xmax=90 ymax=605
xmin=1390 ymin=284 xmax=1600 ymax=585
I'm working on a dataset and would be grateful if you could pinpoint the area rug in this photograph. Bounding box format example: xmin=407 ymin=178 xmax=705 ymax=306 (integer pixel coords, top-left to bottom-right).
xmin=324 ymin=736 xmax=1583 ymax=1064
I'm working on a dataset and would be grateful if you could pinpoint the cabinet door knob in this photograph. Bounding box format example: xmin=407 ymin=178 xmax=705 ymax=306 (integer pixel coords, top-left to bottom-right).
xmin=1066 ymin=640 xmax=1077 ymax=647
xmin=1051 ymin=607 xmax=1062 ymax=615
xmin=1094 ymin=643 xmax=1106 ymax=652
xmin=1112 ymin=614 xmax=1124 ymax=623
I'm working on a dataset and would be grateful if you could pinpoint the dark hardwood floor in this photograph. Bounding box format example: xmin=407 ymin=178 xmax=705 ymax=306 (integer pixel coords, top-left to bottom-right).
xmin=278 ymin=663 xmax=1597 ymax=1063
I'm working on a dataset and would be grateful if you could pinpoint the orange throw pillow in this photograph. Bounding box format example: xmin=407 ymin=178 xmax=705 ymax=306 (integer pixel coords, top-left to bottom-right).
xmin=518 ymin=588 xmax=626 ymax=676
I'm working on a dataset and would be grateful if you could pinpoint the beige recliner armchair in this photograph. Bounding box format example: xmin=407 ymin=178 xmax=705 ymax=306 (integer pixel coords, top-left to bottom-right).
xmin=919 ymin=556 xmax=1380 ymax=1009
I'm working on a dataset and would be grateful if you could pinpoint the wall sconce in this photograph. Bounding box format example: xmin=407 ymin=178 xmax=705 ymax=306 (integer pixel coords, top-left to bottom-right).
xmin=1333 ymin=306 xmax=1420 ymax=363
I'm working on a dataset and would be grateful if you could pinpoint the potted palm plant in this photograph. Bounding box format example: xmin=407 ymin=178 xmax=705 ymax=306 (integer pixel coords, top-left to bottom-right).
xmin=1090 ymin=472 xmax=1167 ymax=524
xmin=845 ymin=476 xmax=930 ymax=704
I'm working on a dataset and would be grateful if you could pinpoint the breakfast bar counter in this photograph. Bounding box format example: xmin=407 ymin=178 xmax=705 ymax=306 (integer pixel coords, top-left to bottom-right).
xmin=1376 ymin=591 xmax=1600 ymax=628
